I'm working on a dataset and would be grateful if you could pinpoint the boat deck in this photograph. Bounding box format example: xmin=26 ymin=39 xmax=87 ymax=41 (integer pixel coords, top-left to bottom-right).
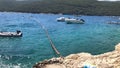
xmin=0 ymin=32 xmax=22 ymax=37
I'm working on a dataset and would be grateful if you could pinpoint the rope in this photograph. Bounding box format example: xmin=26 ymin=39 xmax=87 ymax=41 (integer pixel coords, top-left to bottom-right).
xmin=31 ymin=18 xmax=62 ymax=57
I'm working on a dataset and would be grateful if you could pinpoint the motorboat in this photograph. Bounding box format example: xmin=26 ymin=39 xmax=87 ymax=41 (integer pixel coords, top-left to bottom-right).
xmin=57 ymin=17 xmax=85 ymax=24
xmin=0 ymin=30 xmax=22 ymax=37
xmin=65 ymin=18 xmax=85 ymax=24
xmin=107 ymin=21 xmax=120 ymax=24
xmin=56 ymin=17 xmax=68 ymax=22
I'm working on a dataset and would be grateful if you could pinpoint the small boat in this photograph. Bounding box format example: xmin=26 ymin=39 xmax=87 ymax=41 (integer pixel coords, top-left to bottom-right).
xmin=56 ymin=17 xmax=68 ymax=22
xmin=65 ymin=18 xmax=85 ymax=24
xmin=107 ymin=21 xmax=120 ymax=24
xmin=0 ymin=30 xmax=22 ymax=37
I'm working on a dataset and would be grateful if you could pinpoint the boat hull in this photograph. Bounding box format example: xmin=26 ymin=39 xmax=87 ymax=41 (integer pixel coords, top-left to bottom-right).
xmin=0 ymin=32 xmax=22 ymax=37
xmin=56 ymin=17 xmax=68 ymax=22
xmin=65 ymin=19 xmax=84 ymax=24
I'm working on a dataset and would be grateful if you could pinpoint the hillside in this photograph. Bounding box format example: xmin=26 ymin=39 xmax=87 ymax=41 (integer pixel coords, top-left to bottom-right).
xmin=0 ymin=0 xmax=120 ymax=15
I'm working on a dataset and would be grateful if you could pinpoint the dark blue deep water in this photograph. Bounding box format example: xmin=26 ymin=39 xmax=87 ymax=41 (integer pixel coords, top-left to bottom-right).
xmin=0 ymin=12 xmax=120 ymax=68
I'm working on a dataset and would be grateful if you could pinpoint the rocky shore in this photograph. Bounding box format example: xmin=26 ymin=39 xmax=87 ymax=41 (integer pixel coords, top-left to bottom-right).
xmin=33 ymin=43 xmax=120 ymax=68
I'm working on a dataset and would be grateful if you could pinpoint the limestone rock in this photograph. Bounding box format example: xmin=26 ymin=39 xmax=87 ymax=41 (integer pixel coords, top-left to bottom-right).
xmin=34 ymin=43 xmax=120 ymax=68
xmin=115 ymin=43 xmax=120 ymax=52
xmin=65 ymin=54 xmax=79 ymax=60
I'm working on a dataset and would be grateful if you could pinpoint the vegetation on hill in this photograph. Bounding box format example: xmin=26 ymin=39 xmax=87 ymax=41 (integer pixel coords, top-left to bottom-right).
xmin=0 ymin=0 xmax=120 ymax=15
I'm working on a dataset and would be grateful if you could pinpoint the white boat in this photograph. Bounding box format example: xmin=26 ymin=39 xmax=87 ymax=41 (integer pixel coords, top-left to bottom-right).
xmin=65 ymin=18 xmax=85 ymax=24
xmin=0 ymin=30 xmax=22 ymax=37
xmin=56 ymin=17 xmax=68 ymax=22
xmin=107 ymin=21 xmax=120 ymax=24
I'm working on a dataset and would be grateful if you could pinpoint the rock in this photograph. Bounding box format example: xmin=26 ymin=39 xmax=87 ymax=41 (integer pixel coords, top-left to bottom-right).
xmin=77 ymin=53 xmax=92 ymax=57
xmin=34 ymin=43 xmax=120 ymax=68
xmin=65 ymin=54 xmax=79 ymax=60
xmin=77 ymin=53 xmax=92 ymax=60
xmin=115 ymin=43 xmax=120 ymax=52
xmin=44 ymin=64 xmax=66 ymax=68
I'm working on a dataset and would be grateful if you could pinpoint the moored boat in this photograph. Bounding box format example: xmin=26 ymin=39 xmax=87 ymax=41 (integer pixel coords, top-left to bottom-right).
xmin=107 ymin=21 xmax=120 ymax=24
xmin=0 ymin=30 xmax=22 ymax=37
xmin=56 ymin=17 xmax=68 ymax=22
xmin=65 ymin=18 xmax=85 ymax=24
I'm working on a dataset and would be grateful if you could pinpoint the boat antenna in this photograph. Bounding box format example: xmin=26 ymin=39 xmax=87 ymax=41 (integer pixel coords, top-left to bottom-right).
xmin=31 ymin=18 xmax=62 ymax=57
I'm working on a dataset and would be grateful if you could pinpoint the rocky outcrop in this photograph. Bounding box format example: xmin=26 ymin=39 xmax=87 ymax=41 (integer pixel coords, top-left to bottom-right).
xmin=33 ymin=43 xmax=120 ymax=68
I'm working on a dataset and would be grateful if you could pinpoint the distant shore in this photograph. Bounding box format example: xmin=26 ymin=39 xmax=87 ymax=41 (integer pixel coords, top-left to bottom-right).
xmin=0 ymin=0 xmax=120 ymax=16
xmin=0 ymin=11 xmax=120 ymax=16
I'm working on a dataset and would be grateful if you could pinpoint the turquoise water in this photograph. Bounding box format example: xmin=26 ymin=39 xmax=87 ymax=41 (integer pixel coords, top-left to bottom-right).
xmin=0 ymin=12 xmax=120 ymax=68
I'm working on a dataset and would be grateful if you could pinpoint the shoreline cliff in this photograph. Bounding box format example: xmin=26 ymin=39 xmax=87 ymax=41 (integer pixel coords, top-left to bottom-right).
xmin=33 ymin=43 xmax=120 ymax=68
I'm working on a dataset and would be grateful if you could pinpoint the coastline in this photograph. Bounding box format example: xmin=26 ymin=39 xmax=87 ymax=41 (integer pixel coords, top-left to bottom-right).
xmin=33 ymin=43 xmax=120 ymax=68
xmin=0 ymin=11 xmax=120 ymax=16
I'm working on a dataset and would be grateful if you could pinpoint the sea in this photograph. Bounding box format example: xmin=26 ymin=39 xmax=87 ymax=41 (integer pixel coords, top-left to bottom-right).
xmin=0 ymin=12 xmax=120 ymax=68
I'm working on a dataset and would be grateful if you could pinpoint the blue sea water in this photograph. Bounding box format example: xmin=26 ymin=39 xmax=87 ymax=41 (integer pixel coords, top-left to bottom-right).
xmin=0 ymin=12 xmax=120 ymax=68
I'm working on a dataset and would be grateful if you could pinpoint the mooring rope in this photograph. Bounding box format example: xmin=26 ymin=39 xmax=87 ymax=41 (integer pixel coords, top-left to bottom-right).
xmin=31 ymin=18 xmax=62 ymax=57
